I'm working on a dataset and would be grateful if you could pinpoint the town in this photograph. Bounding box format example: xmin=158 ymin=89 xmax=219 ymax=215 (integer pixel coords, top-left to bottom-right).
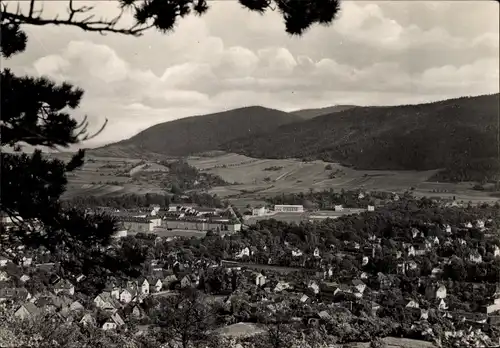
xmin=1 ymin=192 xmax=499 ymax=347
xmin=1 ymin=0 xmax=499 ymax=347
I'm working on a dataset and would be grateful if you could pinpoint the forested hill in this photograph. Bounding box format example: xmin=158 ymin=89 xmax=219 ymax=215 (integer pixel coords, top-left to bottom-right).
xmin=92 ymin=106 xmax=302 ymax=157
xmin=222 ymin=94 xmax=500 ymax=182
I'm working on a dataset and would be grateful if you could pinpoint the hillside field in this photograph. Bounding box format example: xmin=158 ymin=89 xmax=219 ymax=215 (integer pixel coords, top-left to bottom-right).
xmin=48 ymin=153 xmax=165 ymax=199
xmin=187 ymin=153 xmax=499 ymax=204
xmin=52 ymin=152 xmax=499 ymax=204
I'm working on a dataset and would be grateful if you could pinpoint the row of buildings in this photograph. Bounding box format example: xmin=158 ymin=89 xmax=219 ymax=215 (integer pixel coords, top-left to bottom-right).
xmin=111 ymin=204 xmax=242 ymax=235
xmin=251 ymin=204 xmax=375 ymax=217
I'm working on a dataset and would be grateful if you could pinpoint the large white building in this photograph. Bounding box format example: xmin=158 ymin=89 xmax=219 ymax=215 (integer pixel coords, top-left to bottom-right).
xmin=252 ymin=206 xmax=267 ymax=216
xmin=274 ymin=205 xmax=304 ymax=213
xmin=163 ymin=219 xmax=241 ymax=233
xmin=119 ymin=216 xmax=161 ymax=233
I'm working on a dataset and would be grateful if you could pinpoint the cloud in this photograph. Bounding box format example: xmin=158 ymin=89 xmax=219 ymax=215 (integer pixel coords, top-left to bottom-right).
xmin=4 ymin=0 xmax=498 ymax=147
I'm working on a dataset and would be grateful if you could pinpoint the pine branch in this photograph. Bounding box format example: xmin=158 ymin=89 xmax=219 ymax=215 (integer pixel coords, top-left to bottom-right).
xmin=1 ymin=0 xmax=153 ymax=37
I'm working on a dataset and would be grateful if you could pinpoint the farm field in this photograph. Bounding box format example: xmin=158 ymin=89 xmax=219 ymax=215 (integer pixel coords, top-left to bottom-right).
xmin=49 ymin=151 xmax=499 ymax=204
xmin=188 ymin=153 xmax=499 ymax=204
xmin=48 ymin=153 xmax=165 ymax=198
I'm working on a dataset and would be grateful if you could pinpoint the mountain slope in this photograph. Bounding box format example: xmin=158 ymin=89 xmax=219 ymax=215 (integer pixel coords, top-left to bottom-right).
xmin=222 ymin=94 xmax=500 ymax=182
xmin=92 ymin=106 xmax=302 ymax=157
xmin=292 ymin=105 xmax=357 ymax=119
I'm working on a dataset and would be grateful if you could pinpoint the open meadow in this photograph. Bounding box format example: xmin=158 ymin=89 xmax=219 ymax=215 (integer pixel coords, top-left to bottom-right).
xmin=187 ymin=153 xmax=499 ymax=204
xmin=49 ymin=153 xmax=166 ymax=199
xmin=50 ymin=152 xmax=499 ymax=204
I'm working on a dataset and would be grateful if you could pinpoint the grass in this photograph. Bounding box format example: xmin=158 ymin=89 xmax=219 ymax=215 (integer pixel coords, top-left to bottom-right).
xmin=188 ymin=153 xmax=497 ymax=204
xmin=51 ymin=151 xmax=499 ymax=204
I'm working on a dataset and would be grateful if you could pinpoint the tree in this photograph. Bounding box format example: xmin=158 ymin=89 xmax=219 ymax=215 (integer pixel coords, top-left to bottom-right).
xmin=154 ymin=289 xmax=217 ymax=348
xmin=252 ymin=311 xmax=296 ymax=348
xmin=0 ymin=0 xmax=341 ymax=257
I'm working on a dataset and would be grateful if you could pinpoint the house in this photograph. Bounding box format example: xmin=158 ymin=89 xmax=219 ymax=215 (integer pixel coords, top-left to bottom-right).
xmin=250 ymin=272 xmax=267 ymax=287
xmin=274 ymin=281 xmax=291 ymax=293
xmin=362 ymin=256 xmax=369 ymax=266
xmin=313 ymin=248 xmax=320 ymax=258
xmin=21 ymin=257 xmax=33 ymax=267
xmin=444 ymin=225 xmax=452 ymax=234
xmin=94 ymin=292 xmax=120 ymax=311
xmin=53 ymin=280 xmax=75 ymax=296
xmin=252 ymin=206 xmax=266 ymax=216
xmin=75 ymin=274 xmax=86 ymax=283
xmin=436 ymin=285 xmax=447 ymax=299
xmin=370 ymin=302 xmax=381 ymax=316
xmin=274 ymin=205 xmax=304 ymax=213
xmin=300 ymin=294 xmax=310 ymax=303
xmin=318 ymin=310 xmax=331 ymax=321
xmin=110 ymin=284 xmax=121 ymax=300
xmin=424 ymin=241 xmax=433 ymax=250
xmin=438 ymin=299 xmax=448 ymax=310
xmin=119 ymin=289 xmax=135 ymax=304
xmin=180 ymin=275 xmax=194 ymax=288
xmin=367 ymin=205 xmax=375 ymax=212
xmin=69 ymin=301 xmax=84 ymax=311
xmin=469 ymin=250 xmax=483 ymax=263
xmin=235 ymin=247 xmax=250 ymax=259
xmin=406 ymin=245 xmax=416 ymax=257
xmin=420 ymin=309 xmax=429 ymax=320
xmin=149 ymin=278 xmax=163 ymax=293
xmin=101 ymin=312 xmax=125 ymax=330
xmin=476 ymin=220 xmax=485 ymax=229
xmin=80 ymin=313 xmax=96 ymax=327
xmin=0 ymin=255 xmax=11 ymax=267
xmin=334 ymin=205 xmax=343 ymax=212
xmin=333 ymin=284 xmax=353 ymax=296
xmin=411 ymin=228 xmax=421 ymax=239
xmin=138 ymin=278 xmax=150 ymax=295
xmin=377 ymin=273 xmax=392 ymax=290
xmin=0 ymin=270 xmax=10 ymax=281
xmin=131 ymin=305 xmax=145 ymax=319
xmin=291 ymin=249 xmax=303 ymax=257
xmin=163 ymin=274 xmax=178 ymax=289
xmin=494 ymin=245 xmax=500 ymax=258
xmin=406 ymin=300 xmax=420 ymax=309
xmin=323 ymin=267 xmax=333 ymax=279
xmin=150 ymin=204 xmax=161 ymax=216
xmin=19 ymin=274 xmax=30 ymax=283
xmin=0 ymin=288 xmax=31 ymax=302
xmin=431 ymin=268 xmax=443 ymax=278
xmin=352 ymin=280 xmax=366 ymax=294
xmin=486 ymin=298 xmax=500 ymax=314
xmin=406 ymin=261 xmax=418 ymax=271
xmin=308 ymin=281 xmax=320 ymax=295
xmin=14 ymin=302 xmax=40 ymax=320
xmin=415 ymin=245 xmax=428 ymax=256
xmin=425 ymin=284 xmax=447 ymax=300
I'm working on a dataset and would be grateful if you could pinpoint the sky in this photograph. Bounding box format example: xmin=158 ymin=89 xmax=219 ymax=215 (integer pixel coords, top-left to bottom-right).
xmin=3 ymin=0 xmax=499 ymax=148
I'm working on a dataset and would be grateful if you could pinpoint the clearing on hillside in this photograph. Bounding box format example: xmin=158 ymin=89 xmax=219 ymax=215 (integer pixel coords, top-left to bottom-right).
xmin=187 ymin=152 xmax=499 ymax=203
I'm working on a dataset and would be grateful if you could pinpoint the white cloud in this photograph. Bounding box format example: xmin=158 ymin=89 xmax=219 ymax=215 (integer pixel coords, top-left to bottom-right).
xmin=4 ymin=0 xmax=498 ymax=147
